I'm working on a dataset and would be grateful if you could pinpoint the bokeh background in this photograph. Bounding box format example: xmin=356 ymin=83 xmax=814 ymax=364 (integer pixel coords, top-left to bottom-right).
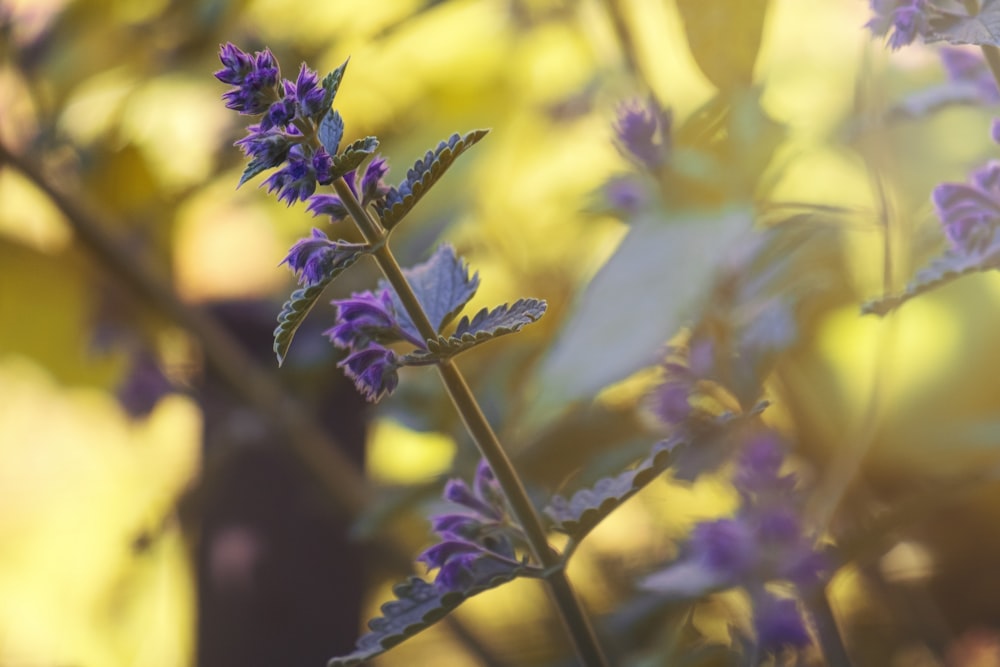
xmin=4 ymin=0 xmax=1000 ymax=665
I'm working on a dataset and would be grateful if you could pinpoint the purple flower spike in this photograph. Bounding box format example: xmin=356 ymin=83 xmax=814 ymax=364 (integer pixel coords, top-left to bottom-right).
xmin=614 ymin=98 xmax=670 ymax=169
xmin=216 ymin=43 xmax=280 ymax=115
xmin=337 ymin=344 xmax=399 ymax=402
xmin=443 ymin=479 xmax=502 ymax=521
xmin=754 ymin=593 xmax=812 ymax=654
xmin=280 ymin=228 xmax=337 ymax=285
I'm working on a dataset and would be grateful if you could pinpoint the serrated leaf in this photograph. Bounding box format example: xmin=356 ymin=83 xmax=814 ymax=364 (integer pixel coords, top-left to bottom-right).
xmin=328 ymin=561 xmax=526 ymax=667
xmin=524 ymin=208 xmax=752 ymax=430
xmin=380 ymin=244 xmax=480 ymax=341
xmin=273 ymin=247 xmax=368 ymax=364
xmin=675 ymin=0 xmax=771 ymax=90
xmin=399 ymin=298 xmax=547 ymax=366
xmin=319 ymin=59 xmax=349 ymax=119
xmin=545 ymin=405 xmax=766 ymax=541
xmin=318 ymin=110 xmax=344 ymax=156
xmin=238 ymin=157 xmax=274 ymax=188
xmin=863 ymin=228 xmax=1000 ymax=315
xmin=888 ymin=82 xmax=986 ymax=120
xmin=330 ymin=136 xmax=379 ymax=181
xmin=928 ymin=0 xmax=1000 ymax=45
xmin=377 ymin=129 xmax=489 ymax=230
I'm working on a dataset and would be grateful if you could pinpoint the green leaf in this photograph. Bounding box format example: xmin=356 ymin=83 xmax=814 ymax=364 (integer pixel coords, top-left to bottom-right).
xmin=273 ymin=246 xmax=369 ymax=365
xmin=675 ymin=0 xmax=771 ymax=90
xmin=545 ymin=405 xmax=766 ymax=541
xmin=380 ymin=244 xmax=480 ymax=341
xmin=862 ymin=228 xmax=1000 ymax=316
xmin=318 ymin=110 xmax=344 ymax=156
xmin=928 ymin=0 xmax=1000 ymax=46
xmin=330 ymin=136 xmax=380 ymax=181
xmin=238 ymin=156 xmax=275 ymax=188
xmin=399 ymin=298 xmax=547 ymax=366
xmin=327 ymin=562 xmax=527 ymax=667
xmin=319 ymin=59 xmax=349 ymax=120
xmin=377 ymin=129 xmax=489 ymax=230
xmin=523 ymin=208 xmax=752 ymax=430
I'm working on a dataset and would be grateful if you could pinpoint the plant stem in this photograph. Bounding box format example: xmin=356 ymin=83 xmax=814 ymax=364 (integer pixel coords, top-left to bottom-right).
xmin=332 ymin=178 xmax=609 ymax=667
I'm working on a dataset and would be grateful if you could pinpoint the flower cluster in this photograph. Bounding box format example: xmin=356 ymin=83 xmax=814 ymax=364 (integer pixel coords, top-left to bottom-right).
xmin=418 ymin=460 xmax=529 ymax=591
xmin=644 ymin=430 xmax=825 ymax=654
xmin=866 ymin=0 xmax=931 ymax=50
xmin=931 ymin=122 xmax=1000 ymax=253
xmin=613 ymin=97 xmax=672 ymax=170
xmin=216 ymin=43 xmax=338 ymax=205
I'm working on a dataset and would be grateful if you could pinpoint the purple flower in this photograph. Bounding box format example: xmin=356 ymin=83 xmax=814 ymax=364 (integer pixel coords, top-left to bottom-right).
xmin=326 ymin=289 xmax=416 ymax=348
xmin=614 ymin=98 xmax=671 ymax=169
xmin=234 ymin=124 xmax=292 ymax=173
xmin=932 ymin=159 xmax=1000 ymax=253
xmin=648 ymin=360 xmax=697 ymax=426
xmin=866 ymin=0 xmax=930 ymax=51
xmin=754 ymin=593 xmax=812 ymax=654
xmin=261 ymin=95 xmax=297 ymax=132
xmin=690 ymin=519 xmax=757 ymax=576
xmin=337 ymin=344 xmax=399 ymax=402
xmin=306 ymin=193 xmax=350 ymax=221
xmin=304 ymin=156 xmax=390 ymax=222
xmin=604 ymin=176 xmax=649 ymax=216
xmin=263 ymin=145 xmax=316 ymax=205
xmin=941 ymin=48 xmax=1000 ymax=104
xmin=733 ymin=432 xmax=789 ymax=495
xmin=216 ymin=43 xmax=280 ymax=115
xmin=294 ymin=63 xmax=327 ymax=119
xmin=280 ymin=228 xmax=365 ymax=286
xmin=419 ymin=460 xmax=527 ymax=591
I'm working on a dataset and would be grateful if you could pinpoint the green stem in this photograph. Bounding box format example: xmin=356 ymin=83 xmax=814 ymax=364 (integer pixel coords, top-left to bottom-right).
xmin=331 ymin=178 xmax=609 ymax=667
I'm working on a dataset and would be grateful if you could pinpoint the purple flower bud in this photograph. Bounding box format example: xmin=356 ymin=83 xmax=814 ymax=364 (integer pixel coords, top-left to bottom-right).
xmin=604 ymin=177 xmax=648 ymax=216
xmin=337 ymin=344 xmax=399 ymax=402
xmin=614 ymin=99 xmax=670 ymax=169
xmin=312 ymin=149 xmax=334 ymax=186
xmin=260 ymin=96 xmax=297 ymax=131
xmin=294 ymin=63 xmax=327 ymax=119
xmin=216 ymin=44 xmax=280 ymax=114
xmin=360 ymin=156 xmax=390 ymax=205
xmin=306 ymin=193 xmax=349 ymax=221
xmin=932 ymin=162 xmax=1000 ymax=253
xmin=650 ymin=380 xmax=692 ymax=426
xmin=280 ymin=228 xmax=336 ymax=285
xmin=443 ymin=479 xmax=501 ymax=520
xmin=690 ymin=518 xmax=756 ymax=577
xmin=326 ymin=291 xmax=401 ymax=348
xmin=262 ymin=146 xmax=316 ymax=205
xmin=417 ymin=539 xmax=482 ymax=570
xmin=430 ymin=513 xmax=483 ymax=537
xmin=234 ymin=124 xmax=292 ymax=172
xmin=733 ymin=432 xmax=787 ymax=494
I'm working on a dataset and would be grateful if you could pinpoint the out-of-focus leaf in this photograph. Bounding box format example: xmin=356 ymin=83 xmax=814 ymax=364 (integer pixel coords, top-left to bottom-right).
xmin=862 ymin=227 xmax=1000 ymax=316
xmin=545 ymin=405 xmax=766 ymax=541
xmin=929 ymin=0 xmax=1000 ymax=46
xmin=400 ymin=298 xmax=547 ymax=366
xmin=327 ymin=562 xmax=527 ymax=666
xmin=675 ymin=0 xmax=771 ymax=90
xmin=638 ymin=560 xmax=732 ymax=600
xmin=889 ymin=82 xmax=985 ymax=120
xmin=524 ymin=208 xmax=751 ymax=429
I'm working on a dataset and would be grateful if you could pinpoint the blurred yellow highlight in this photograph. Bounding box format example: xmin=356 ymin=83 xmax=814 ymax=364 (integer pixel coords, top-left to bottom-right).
xmin=0 ymin=356 xmax=199 ymax=667
xmin=367 ymin=418 xmax=457 ymax=484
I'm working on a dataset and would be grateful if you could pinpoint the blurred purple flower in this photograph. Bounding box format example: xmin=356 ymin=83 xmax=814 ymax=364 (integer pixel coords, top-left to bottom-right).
xmin=614 ymin=98 xmax=671 ymax=170
xmin=753 ymin=592 xmax=812 ymax=654
xmin=866 ymin=0 xmax=931 ymax=50
xmin=941 ymin=48 xmax=1000 ymax=104
xmin=932 ymin=159 xmax=1000 ymax=253
xmin=690 ymin=519 xmax=756 ymax=577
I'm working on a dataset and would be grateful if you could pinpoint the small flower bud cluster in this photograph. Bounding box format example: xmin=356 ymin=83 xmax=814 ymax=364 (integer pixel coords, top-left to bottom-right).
xmin=216 ymin=43 xmax=338 ymax=205
xmin=418 ymin=460 xmax=529 ymax=591
xmin=613 ymin=97 xmax=672 ymax=171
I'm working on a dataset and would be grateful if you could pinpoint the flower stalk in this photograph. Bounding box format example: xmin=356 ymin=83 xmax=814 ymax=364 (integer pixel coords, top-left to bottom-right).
xmin=330 ymin=176 xmax=610 ymax=667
